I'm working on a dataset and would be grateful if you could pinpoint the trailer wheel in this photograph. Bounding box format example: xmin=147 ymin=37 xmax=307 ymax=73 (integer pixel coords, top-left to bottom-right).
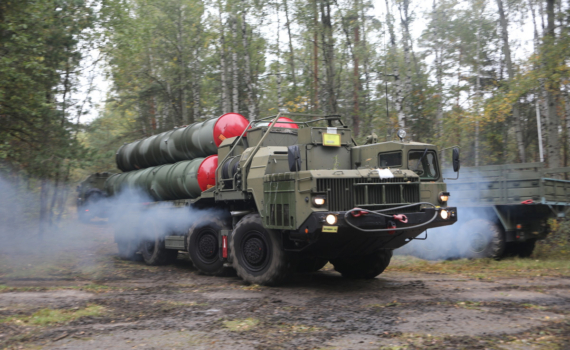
xmin=514 ymin=239 xmax=536 ymax=258
xmin=295 ymin=256 xmax=328 ymax=273
xmin=140 ymin=220 xmax=178 ymax=266
xmin=230 ymin=213 xmax=292 ymax=286
xmin=458 ymin=219 xmax=505 ymax=260
xmin=188 ymin=216 xmax=231 ymax=275
xmin=331 ymin=250 xmax=393 ymax=279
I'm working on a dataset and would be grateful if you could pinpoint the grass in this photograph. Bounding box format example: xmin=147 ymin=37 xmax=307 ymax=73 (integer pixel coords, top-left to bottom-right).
xmin=0 ymin=305 xmax=105 ymax=326
xmin=389 ymin=255 xmax=570 ymax=279
xmin=223 ymin=318 xmax=260 ymax=332
xmin=0 ymin=283 xmax=117 ymax=293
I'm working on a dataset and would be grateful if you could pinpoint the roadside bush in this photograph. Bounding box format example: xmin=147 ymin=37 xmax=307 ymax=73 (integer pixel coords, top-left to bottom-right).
xmin=534 ymin=219 xmax=570 ymax=259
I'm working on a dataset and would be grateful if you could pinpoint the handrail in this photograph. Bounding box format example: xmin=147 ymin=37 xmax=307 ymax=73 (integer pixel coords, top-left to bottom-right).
xmin=242 ymin=113 xmax=282 ymax=191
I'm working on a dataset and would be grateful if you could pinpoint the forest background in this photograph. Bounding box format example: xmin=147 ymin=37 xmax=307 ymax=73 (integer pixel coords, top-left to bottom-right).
xmin=0 ymin=0 xmax=569 ymax=229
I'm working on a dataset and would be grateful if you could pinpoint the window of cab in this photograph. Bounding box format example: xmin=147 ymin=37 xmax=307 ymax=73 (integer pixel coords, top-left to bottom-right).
xmin=408 ymin=150 xmax=439 ymax=180
xmin=378 ymin=151 xmax=402 ymax=167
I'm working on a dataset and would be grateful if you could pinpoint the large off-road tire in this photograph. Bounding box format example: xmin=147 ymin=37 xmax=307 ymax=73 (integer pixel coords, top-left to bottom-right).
xmin=295 ymin=256 xmax=328 ymax=273
xmin=188 ymin=216 xmax=231 ymax=275
xmin=513 ymin=239 xmax=536 ymax=258
xmin=331 ymin=250 xmax=393 ymax=279
xmin=230 ymin=213 xmax=292 ymax=286
xmin=139 ymin=219 xmax=178 ymax=266
xmin=458 ymin=219 xmax=505 ymax=260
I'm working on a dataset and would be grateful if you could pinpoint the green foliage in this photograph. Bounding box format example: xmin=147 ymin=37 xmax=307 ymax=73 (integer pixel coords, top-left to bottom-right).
xmin=0 ymin=0 xmax=98 ymax=178
xmin=535 ymin=219 xmax=570 ymax=259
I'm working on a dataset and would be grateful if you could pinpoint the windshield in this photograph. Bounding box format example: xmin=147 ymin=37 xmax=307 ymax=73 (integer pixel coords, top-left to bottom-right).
xmin=408 ymin=150 xmax=439 ymax=180
xmin=378 ymin=151 xmax=402 ymax=167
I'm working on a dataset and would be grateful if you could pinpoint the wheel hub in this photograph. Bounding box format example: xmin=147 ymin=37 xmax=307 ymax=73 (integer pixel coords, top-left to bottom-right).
xmin=198 ymin=233 xmax=217 ymax=260
xmin=243 ymin=236 xmax=267 ymax=267
xmin=469 ymin=232 xmax=487 ymax=253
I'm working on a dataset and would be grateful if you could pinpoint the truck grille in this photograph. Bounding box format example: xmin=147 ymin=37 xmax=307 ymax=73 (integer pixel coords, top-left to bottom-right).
xmin=316 ymin=178 xmax=420 ymax=212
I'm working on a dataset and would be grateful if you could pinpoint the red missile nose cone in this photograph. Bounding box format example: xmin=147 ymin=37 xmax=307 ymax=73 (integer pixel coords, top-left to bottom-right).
xmin=213 ymin=113 xmax=250 ymax=147
xmin=273 ymin=117 xmax=298 ymax=129
xmin=197 ymin=155 xmax=218 ymax=191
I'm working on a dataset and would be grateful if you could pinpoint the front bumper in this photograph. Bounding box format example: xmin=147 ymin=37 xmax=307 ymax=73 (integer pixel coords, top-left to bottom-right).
xmin=289 ymin=207 xmax=458 ymax=257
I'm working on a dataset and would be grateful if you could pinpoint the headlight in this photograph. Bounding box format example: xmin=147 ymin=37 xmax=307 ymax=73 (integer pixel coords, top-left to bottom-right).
xmin=325 ymin=214 xmax=337 ymax=225
xmin=440 ymin=209 xmax=449 ymax=220
xmin=397 ymin=129 xmax=407 ymax=140
xmin=313 ymin=196 xmax=326 ymax=207
xmin=438 ymin=191 xmax=450 ymax=203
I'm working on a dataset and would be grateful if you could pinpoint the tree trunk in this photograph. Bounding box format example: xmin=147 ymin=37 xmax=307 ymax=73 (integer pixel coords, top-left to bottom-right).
xmin=496 ymin=0 xmax=525 ymax=162
xmin=352 ymin=25 xmax=360 ymax=137
xmin=283 ymin=0 xmax=297 ymax=89
xmin=544 ymin=0 xmax=560 ymax=168
xmin=177 ymin=6 xmax=187 ymax=124
xmin=398 ymin=0 xmax=413 ymax=124
xmin=241 ymin=8 xmax=256 ymax=121
xmin=191 ymin=48 xmax=200 ymax=121
xmin=39 ymin=178 xmax=49 ymax=239
xmin=359 ymin=0 xmax=372 ymax=132
xmin=475 ymin=15 xmax=482 ymax=167
xmin=276 ymin=4 xmax=282 ymax=108
xmin=432 ymin=0 xmax=444 ymax=139
xmin=313 ymin=0 xmax=319 ymax=111
xmin=385 ymin=0 xmax=404 ymax=128
xmin=320 ymin=0 xmax=337 ymax=114
xmin=231 ymin=15 xmax=239 ymax=113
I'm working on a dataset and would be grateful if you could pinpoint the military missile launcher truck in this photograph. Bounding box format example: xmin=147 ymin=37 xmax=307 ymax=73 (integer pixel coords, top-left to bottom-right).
xmin=79 ymin=113 xmax=459 ymax=285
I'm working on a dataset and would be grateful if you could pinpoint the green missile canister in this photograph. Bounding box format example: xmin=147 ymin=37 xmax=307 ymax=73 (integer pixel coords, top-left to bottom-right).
xmin=104 ymin=156 xmax=218 ymax=201
xmin=116 ymin=113 xmax=248 ymax=172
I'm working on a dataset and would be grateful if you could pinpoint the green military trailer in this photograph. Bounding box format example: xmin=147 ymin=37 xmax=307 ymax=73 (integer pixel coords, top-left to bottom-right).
xmin=80 ymin=113 xmax=459 ymax=285
xmin=401 ymin=162 xmax=570 ymax=260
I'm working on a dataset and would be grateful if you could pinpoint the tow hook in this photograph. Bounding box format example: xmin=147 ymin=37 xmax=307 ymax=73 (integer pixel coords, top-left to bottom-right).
xmin=393 ymin=214 xmax=408 ymax=223
xmin=350 ymin=208 xmax=369 ymax=217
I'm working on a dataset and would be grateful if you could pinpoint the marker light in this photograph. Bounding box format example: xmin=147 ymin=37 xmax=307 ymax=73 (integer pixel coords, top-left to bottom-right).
xmin=440 ymin=210 xmax=449 ymax=220
xmin=313 ymin=196 xmax=326 ymax=207
xmin=325 ymin=214 xmax=338 ymax=225
xmin=438 ymin=191 xmax=450 ymax=203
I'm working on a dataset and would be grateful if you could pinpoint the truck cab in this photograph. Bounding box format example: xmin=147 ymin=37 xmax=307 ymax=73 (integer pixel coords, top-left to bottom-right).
xmin=211 ymin=116 xmax=457 ymax=283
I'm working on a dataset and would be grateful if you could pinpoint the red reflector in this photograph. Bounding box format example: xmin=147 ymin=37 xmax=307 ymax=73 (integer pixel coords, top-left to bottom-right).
xmin=85 ymin=209 xmax=89 ymax=212
xmin=387 ymin=220 xmax=396 ymax=235
xmin=521 ymin=199 xmax=533 ymax=205
xmin=222 ymin=235 xmax=228 ymax=258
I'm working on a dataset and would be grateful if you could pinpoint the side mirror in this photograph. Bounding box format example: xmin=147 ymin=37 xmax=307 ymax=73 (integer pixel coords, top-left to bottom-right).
xmin=452 ymin=147 xmax=460 ymax=172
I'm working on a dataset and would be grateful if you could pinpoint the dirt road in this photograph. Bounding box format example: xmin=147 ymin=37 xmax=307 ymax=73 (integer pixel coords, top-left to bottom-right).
xmin=1 ymin=224 xmax=569 ymax=349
